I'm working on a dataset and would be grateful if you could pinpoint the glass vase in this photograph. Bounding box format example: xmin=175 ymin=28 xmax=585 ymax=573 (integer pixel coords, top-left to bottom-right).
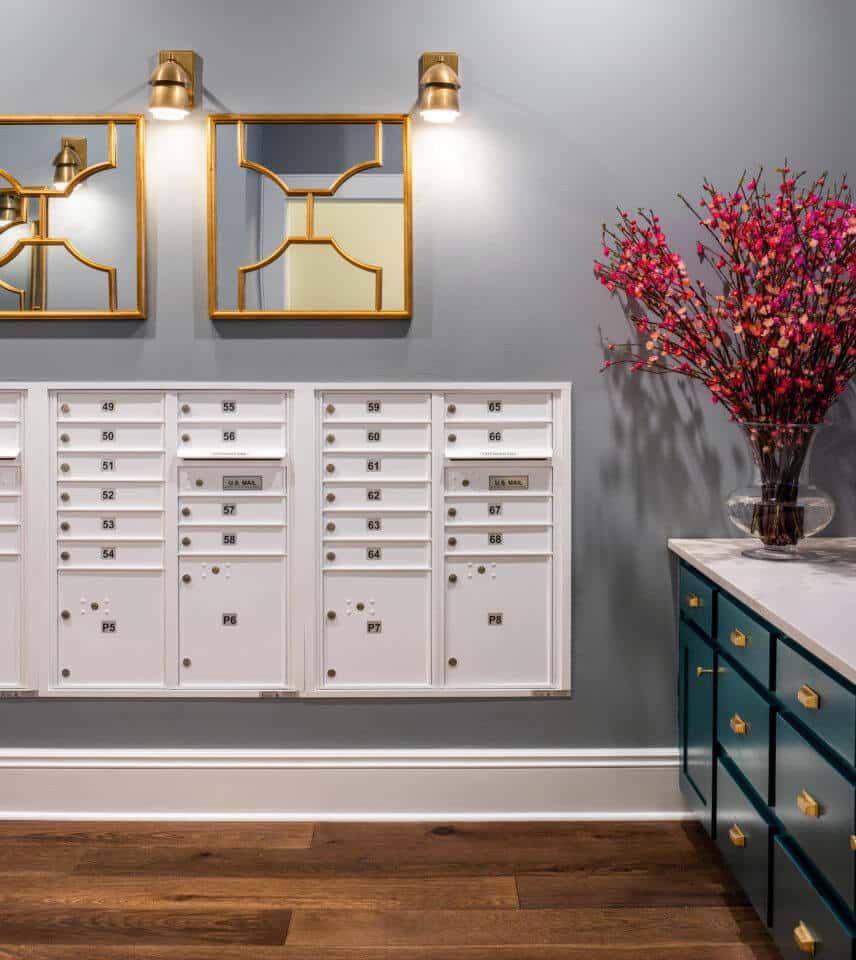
xmin=726 ymin=422 xmax=835 ymax=561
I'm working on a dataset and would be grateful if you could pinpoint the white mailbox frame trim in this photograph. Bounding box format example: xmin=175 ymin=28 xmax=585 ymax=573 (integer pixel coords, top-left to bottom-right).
xmin=0 ymin=382 xmax=571 ymax=700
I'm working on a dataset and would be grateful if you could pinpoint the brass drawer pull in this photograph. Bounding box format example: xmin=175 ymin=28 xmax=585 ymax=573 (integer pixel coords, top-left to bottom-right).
xmin=696 ymin=666 xmax=714 ymax=678
xmin=729 ymin=714 xmax=748 ymax=736
xmin=797 ymin=789 xmax=821 ymax=818
xmin=730 ymin=628 xmax=747 ymax=648
xmin=797 ymin=684 xmax=820 ymax=711
xmin=686 ymin=592 xmax=702 ymax=609
xmin=850 ymin=834 xmax=856 ymax=852
xmin=793 ymin=921 xmax=817 ymax=955
xmin=728 ymin=824 xmax=746 ymax=848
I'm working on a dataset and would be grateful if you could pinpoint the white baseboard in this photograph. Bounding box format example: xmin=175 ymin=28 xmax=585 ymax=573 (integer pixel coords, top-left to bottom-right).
xmin=0 ymin=747 xmax=690 ymax=821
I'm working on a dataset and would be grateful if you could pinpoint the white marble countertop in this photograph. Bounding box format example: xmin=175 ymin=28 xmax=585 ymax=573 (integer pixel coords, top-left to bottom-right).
xmin=669 ymin=538 xmax=856 ymax=684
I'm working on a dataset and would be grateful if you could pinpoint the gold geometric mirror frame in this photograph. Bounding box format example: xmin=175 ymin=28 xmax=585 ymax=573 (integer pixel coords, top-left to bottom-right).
xmin=207 ymin=115 xmax=412 ymax=319
xmin=0 ymin=115 xmax=146 ymax=319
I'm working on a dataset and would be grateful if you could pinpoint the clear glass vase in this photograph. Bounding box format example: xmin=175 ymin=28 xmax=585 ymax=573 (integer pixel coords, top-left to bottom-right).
xmin=726 ymin=422 xmax=835 ymax=561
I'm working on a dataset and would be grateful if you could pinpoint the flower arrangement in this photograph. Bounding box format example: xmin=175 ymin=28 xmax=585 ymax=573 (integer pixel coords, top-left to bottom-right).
xmin=595 ymin=167 xmax=856 ymax=555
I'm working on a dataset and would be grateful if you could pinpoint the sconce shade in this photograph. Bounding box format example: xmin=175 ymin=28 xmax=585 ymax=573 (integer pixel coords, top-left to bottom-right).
xmin=0 ymin=192 xmax=22 ymax=224
xmin=149 ymin=56 xmax=192 ymax=119
xmin=418 ymin=59 xmax=461 ymax=123
xmin=52 ymin=143 xmax=81 ymax=190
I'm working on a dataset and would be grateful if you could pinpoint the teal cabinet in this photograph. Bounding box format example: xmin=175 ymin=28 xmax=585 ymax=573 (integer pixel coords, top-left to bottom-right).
xmin=679 ymin=564 xmax=714 ymax=637
xmin=679 ymin=619 xmax=716 ymax=832
xmin=718 ymin=659 xmax=772 ymax=803
xmin=717 ymin=593 xmax=772 ymax=688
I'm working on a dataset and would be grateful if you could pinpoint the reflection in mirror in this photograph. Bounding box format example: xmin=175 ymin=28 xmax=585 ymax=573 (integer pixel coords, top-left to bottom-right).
xmin=0 ymin=117 xmax=145 ymax=318
xmin=209 ymin=116 xmax=411 ymax=318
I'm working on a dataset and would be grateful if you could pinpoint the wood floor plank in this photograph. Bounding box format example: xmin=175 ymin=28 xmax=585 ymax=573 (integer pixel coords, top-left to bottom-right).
xmin=0 ymin=906 xmax=290 ymax=946
xmin=0 ymin=874 xmax=519 ymax=910
xmin=0 ymin=822 xmax=314 ymax=849
xmin=0 ymin=843 xmax=83 ymax=877
xmin=285 ymin=906 xmax=771 ymax=947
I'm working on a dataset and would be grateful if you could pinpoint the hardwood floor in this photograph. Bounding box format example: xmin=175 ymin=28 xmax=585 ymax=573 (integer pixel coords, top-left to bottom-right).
xmin=0 ymin=821 xmax=781 ymax=958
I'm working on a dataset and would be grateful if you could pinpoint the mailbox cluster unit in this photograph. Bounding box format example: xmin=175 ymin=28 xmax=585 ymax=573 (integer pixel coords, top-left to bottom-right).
xmin=0 ymin=383 xmax=570 ymax=699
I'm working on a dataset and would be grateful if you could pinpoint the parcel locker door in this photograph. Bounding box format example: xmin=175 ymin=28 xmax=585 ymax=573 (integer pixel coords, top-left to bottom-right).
xmin=57 ymin=572 xmax=165 ymax=687
xmin=323 ymin=571 xmax=430 ymax=688
xmin=0 ymin=556 xmax=21 ymax=684
xmin=445 ymin=558 xmax=552 ymax=687
xmin=179 ymin=558 xmax=287 ymax=687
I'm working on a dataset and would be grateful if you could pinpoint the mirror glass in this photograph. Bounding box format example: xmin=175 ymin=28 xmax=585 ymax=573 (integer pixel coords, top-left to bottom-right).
xmin=210 ymin=116 xmax=411 ymax=318
xmin=0 ymin=118 xmax=144 ymax=318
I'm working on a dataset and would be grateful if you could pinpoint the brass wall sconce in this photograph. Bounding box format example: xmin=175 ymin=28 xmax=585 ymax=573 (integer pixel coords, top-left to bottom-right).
xmin=418 ymin=52 xmax=461 ymax=123
xmin=52 ymin=138 xmax=86 ymax=192
xmin=149 ymin=50 xmax=198 ymax=120
xmin=0 ymin=190 xmax=25 ymax=228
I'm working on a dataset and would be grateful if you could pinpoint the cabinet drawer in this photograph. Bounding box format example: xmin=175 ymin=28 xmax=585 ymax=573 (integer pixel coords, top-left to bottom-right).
xmin=0 ymin=466 xmax=19 ymax=494
xmin=323 ymin=393 xmax=430 ymax=422
xmin=180 ymin=497 xmax=284 ymax=525
xmin=57 ymin=392 xmax=164 ymax=421
xmin=776 ymin=714 xmax=856 ymax=910
xmin=322 ymin=453 xmax=430 ymax=481
xmin=323 ymin=541 xmax=430 ymax=568
xmin=716 ymin=759 xmax=770 ymax=925
xmin=446 ymin=496 xmax=551 ymax=525
xmin=717 ymin=593 xmax=772 ymax=688
xmin=323 ymin=423 xmax=430 ymax=451
xmin=57 ymin=423 xmax=164 ymax=451
xmin=58 ymin=452 xmax=163 ymax=481
xmin=445 ymin=526 xmax=552 ymax=555
xmin=445 ymin=423 xmax=553 ymax=458
xmin=58 ymin=511 xmax=163 ymax=539
xmin=179 ymin=423 xmax=285 ymax=457
xmin=58 ymin=541 xmax=163 ymax=569
xmin=179 ymin=526 xmax=286 ymax=555
xmin=445 ymin=464 xmax=552 ymax=494
xmin=773 ymin=838 xmax=854 ymax=960
xmin=178 ymin=391 xmax=285 ymax=422
xmin=58 ymin=481 xmax=163 ymax=510
xmin=324 ymin=512 xmax=430 ymax=539
xmin=717 ymin=662 xmax=772 ymax=803
xmin=679 ymin=564 xmax=714 ymax=637
xmin=323 ymin=483 xmax=430 ymax=510
xmin=178 ymin=464 xmax=285 ymax=495
xmin=445 ymin=392 xmax=552 ymax=421
xmin=778 ymin=638 xmax=856 ymax=766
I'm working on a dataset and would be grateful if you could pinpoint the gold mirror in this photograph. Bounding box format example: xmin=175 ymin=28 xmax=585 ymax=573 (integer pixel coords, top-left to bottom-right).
xmin=0 ymin=116 xmax=145 ymax=319
xmin=208 ymin=115 xmax=411 ymax=319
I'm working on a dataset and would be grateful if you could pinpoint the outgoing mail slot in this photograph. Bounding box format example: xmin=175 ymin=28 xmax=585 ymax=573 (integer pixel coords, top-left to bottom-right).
xmin=58 ymin=540 xmax=163 ymax=569
xmin=178 ymin=392 xmax=286 ymax=422
xmin=57 ymin=571 xmax=165 ymax=687
xmin=178 ymin=464 xmax=285 ymax=494
xmin=57 ymin=423 xmax=164 ymax=451
xmin=323 ymin=570 xmax=430 ymax=687
xmin=57 ymin=511 xmax=164 ymax=540
xmin=445 ymin=392 xmax=553 ymax=422
xmin=57 ymin=452 xmax=164 ymax=481
xmin=322 ymin=483 xmax=430 ymax=510
xmin=322 ymin=393 xmax=430 ymax=422
xmin=445 ymin=557 xmax=552 ymax=687
xmin=322 ymin=453 xmax=430 ymax=482
xmin=179 ymin=557 xmax=287 ymax=687
xmin=0 ymin=556 xmax=21 ymax=684
xmin=0 ymin=392 xmax=21 ymax=420
xmin=179 ymin=497 xmax=285 ymax=524
xmin=322 ymin=423 xmax=430 ymax=452
xmin=445 ymin=464 xmax=552 ymax=494
xmin=446 ymin=423 xmax=553 ymax=458
xmin=446 ymin=496 xmax=551 ymax=525
xmin=324 ymin=512 xmax=430 ymax=539
xmin=179 ymin=526 xmax=286 ymax=555
xmin=178 ymin=424 xmax=286 ymax=458
xmin=56 ymin=392 xmax=164 ymax=422
xmin=57 ymin=481 xmax=164 ymax=509
xmin=323 ymin=541 xmax=430 ymax=568
xmin=445 ymin=526 xmax=552 ymax=554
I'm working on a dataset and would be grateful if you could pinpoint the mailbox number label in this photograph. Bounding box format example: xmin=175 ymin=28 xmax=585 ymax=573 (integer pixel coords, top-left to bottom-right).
xmin=367 ymin=459 xmax=381 ymax=472
xmin=488 ymin=431 xmax=503 ymax=442
xmin=367 ymin=518 xmax=381 ymax=531
xmin=102 ymin=518 xmax=116 ymax=530
xmin=488 ymin=532 xmax=504 ymax=545
xmin=101 ymin=430 xmax=115 ymax=442
xmin=100 ymin=489 xmax=116 ymax=501
xmin=222 ymin=503 xmax=237 ymax=516
xmin=101 ymin=621 xmax=117 ymax=633
xmin=101 ymin=459 xmax=115 ymax=472
xmin=488 ymin=400 xmax=503 ymax=413
xmin=367 ymin=547 xmax=382 ymax=561
xmin=101 ymin=547 xmax=116 ymax=560
xmin=488 ymin=612 xmax=504 ymax=626
xmin=101 ymin=401 xmax=116 ymax=412
xmin=223 ymin=430 xmax=237 ymax=442
xmin=367 ymin=489 xmax=382 ymax=501
xmin=222 ymin=613 xmax=238 ymax=626
xmin=367 ymin=621 xmax=382 ymax=634
xmin=367 ymin=400 xmax=382 ymax=413
xmin=222 ymin=401 xmax=237 ymax=413
xmin=488 ymin=503 xmax=503 ymax=516
xmin=367 ymin=430 xmax=381 ymax=443
xmin=222 ymin=533 xmax=238 ymax=546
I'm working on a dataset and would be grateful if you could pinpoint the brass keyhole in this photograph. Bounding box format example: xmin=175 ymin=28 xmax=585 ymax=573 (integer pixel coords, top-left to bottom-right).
xmin=448 ymin=537 xmax=457 ymax=547
xmin=60 ymin=403 xmax=70 ymax=414
xmin=326 ymin=551 xmax=336 ymax=561
xmin=181 ymin=403 xmax=191 ymax=413
xmin=60 ymin=463 xmax=70 ymax=473
xmin=326 ymin=522 xmax=336 ymax=532
xmin=478 ymin=565 xmax=486 ymax=574
xmin=60 ymin=433 xmax=69 ymax=443
xmin=356 ymin=602 xmax=365 ymax=611
xmin=182 ymin=537 xmax=191 ymax=547
xmin=181 ymin=433 xmax=191 ymax=442
xmin=61 ymin=493 xmax=70 ymax=502
xmin=326 ymin=403 xmax=336 ymax=414
xmin=61 ymin=668 xmax=71 ymax=678
xmin=90 ymin=601 xmax=99 ymax=610
xmin=326 ymin=464 xmax=336 ymax=473
xmin=448 ymin=573 xmax=458 ymax=583
xmin=447 ymin=403 xmax=456 ymax=414
xmin=60 ymin=522 xmax=70 ymax=532
xmin=181 ymin=507 xmax=191 ymax=517
xmin=195 ymin=478 xmax=204 ymax=487
xmin=327 ymin=668 xmax=336 ymax=678
xmin=462 ymin=479 xmax=470 ymax=487
xmin=326 ymin=434 xmax=336 ymax=444
xmin=448 ymin=434 xmax=457 ymax=443
xmin=182 ymin=658 xmax=191 ymax=668
xmin=327 ymin=610 xmax=336 ymax=620
xmin=211 ymin=566 xmax=220 ymax=574
xmin=448 ymin=658 xmax=458 ymax=667
xmin=326 ymin=493 xmax=336 ymax=503
xmin=448 ymin=507 xmax=457 ymax=517
xmin=182 ymin=574 xmax=191 ymax=583
xmin=60 ymin=551 xmax=70 ymax=561
xmin=60 ymin=610 xmax=71 ymax=620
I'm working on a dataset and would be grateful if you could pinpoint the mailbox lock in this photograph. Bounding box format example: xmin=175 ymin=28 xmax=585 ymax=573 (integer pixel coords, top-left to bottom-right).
xmin=181 ymin=507 xmax=191 ymax=517
xmin=326 ymin=610 xmax=336 ymax=620
xmin=60 ymin=463 xmax=70 ymax=473
xmin=447 ymin=507 xmax=457 ymax=517
xmin=326 ymin=434 xmax=336 ymax=444
xmin=195 ymin=478 xmax=204 ymax=487
xmin=60 ymin=433 xmax=70 ymax=443
xmin=448 ymin=537 xmax=457 ymax=547
xmin=211 ymin=566 xmax=220 ymax=574
xmin=327 ymin=668 xmax=336 ymax=678
xmin=448 ymin=657 xmax=458 ymax=667
xmin=60 ymin=610 xmax=71 ymax=620
xmin=326 ymin=403 xmax=336 ymax=414
xmin=182 ymin=658 xmax=192 ymax=668
xmin=181 ymin=403 xmax=191 ymax=414
xmin=90 ymin=601 xmax=99 ymax=611
xmin=326 ymin=464 xmax=336 ymax=474
xmin=60 ymin=551 xmax=70 ymax=561
xmin=60 ymin=521 xmax=70 ymax=532
xmin=61 ymin=668 xmax=71 ymax=678
xmin=61 ymin=493 xmax=70 ymax=502
xmin=356 ymin=602 xmax=365 ymax=611
xmin=182 ymin=536 xmax=191 ymax=547
xmin=181 ymin=433 xmax=191 ymax=442
xmin=447 ymin=403 xmax=456 ymax=414
xmin=182 ymin=574 xmax=192 ymax=583
xmin=448 ymin=434 xmax=457 ymax=443
xmin=326 ymin=522 xmax=336 ymax=532
xmin=478 ymin=565 xmax=486 ymax=574
xmin=326 ymin=551 xmax=336 ymax=562
xmin=60 ymin=403 xmax=70 ymax=414
xmin=462 ymin=479 xmax=470 ymax=487
xmin=326 ymin=493 xmax=336 ymax=503
xmin=448 ymin=573 xmax=458 ymax=583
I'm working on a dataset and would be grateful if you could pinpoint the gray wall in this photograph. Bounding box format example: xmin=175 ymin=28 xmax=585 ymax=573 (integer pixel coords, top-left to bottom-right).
xmin=0 ymin=0 xmax=854 ymax=748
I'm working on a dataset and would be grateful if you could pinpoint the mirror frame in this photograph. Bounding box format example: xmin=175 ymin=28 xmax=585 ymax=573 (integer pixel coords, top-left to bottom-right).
xmin=0 ymin=115 xmax=146 ymax=320
xmin=207 ymin=114 xmax=412 ymax=320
